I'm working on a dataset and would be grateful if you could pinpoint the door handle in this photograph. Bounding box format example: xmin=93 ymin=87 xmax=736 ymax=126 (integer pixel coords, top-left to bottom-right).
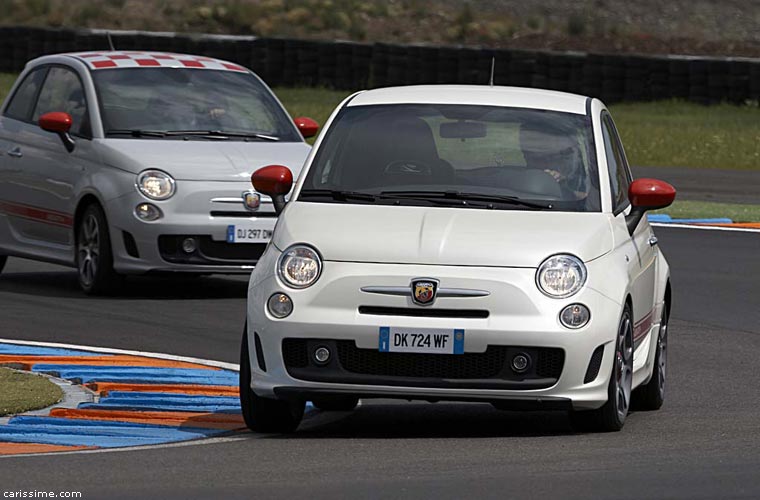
xmin=6 ymin=147 xmax=22 ymax=158
xmin=648 ymin=236 xmax=658 ymax=247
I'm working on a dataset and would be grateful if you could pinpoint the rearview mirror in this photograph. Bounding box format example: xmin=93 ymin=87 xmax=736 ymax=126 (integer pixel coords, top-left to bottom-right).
xmin=626 ymin=178 xmax=676 ymax=234
xmin=39 ymin=112 xmax=75 ymax=152
xmin=294 ymin=116 xmax=319 ymax=139
xmin=439 ymin=121 xmax=486 ymax=139
xmin=251 ymin=165 xmax=293 ymax=214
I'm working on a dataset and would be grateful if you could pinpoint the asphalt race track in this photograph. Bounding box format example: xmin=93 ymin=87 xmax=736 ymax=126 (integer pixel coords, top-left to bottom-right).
xmin=1 ymin=226 xmax=758 ymax=499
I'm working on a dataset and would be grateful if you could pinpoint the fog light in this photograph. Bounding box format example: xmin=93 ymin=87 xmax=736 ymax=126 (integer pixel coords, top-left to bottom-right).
xmin=181 ymin=237 xmax=197 ymax=254
xmin=135 ymin=203 xmax=162 ymax=221
xmin=314 ymin=346 xmax=331 ymax=365
xmin=267 ymin=293 xmax=293 ymax=319
xmin=560 ymin=303 xmax=591 ymax=329
xmin=511 ymin=353 xmax=531 ymax=373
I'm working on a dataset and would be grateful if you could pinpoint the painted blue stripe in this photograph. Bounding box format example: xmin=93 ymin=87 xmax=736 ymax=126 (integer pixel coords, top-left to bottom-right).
xmin=647 ymin=214 xmax=734 ymax=224
xmin=0 ymin=344 xmax=104 ymax=356
xmin=104 ymin=391 xmax=240 ymax=405
xmin=31 ymin=365 xmax=237 ymax=385
xmin=7 ymin=416 xmax=215 ymax=430
xmin=0 ymin=417 xmax=226 ymax=448
xmin=79 ymin=402 xmax=241 ymax=413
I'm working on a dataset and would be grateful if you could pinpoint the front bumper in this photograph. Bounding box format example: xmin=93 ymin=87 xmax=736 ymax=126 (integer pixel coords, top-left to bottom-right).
xmin=105 ymin=180 xmax=277 ymax=274
xmin=245 ymin=251 xmax=625 ymax=411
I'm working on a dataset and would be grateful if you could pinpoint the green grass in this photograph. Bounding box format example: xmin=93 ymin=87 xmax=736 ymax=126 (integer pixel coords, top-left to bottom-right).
xmin=0 ymin=368 xmax=63 ymax=416
xmin=609 ymin=100 xmax=760 ymax=170
xmin=652 ymin=200 xmax=760 ymax=222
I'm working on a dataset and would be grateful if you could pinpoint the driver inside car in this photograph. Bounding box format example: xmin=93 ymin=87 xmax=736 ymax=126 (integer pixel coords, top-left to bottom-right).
xmin=519 ymin=123 xmax=589 ymax=200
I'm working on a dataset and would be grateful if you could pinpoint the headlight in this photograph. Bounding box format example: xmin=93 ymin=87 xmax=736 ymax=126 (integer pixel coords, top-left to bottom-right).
xmin=277 ymin=245 xmax=322 ymax=289
xmin=137 ymin=169 xmax=175 ymax=200
xmin=536 ymin=254 xmax=587 ymax=298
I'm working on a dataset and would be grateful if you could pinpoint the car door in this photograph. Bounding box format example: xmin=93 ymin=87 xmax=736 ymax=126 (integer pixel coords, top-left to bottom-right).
xmin=0 ymin=65 xmax=96 ymax=257
xmin=0 ymin=66 xmax=53 ymax=253
xmin=602 ymin=112 xmax=657 ymax=349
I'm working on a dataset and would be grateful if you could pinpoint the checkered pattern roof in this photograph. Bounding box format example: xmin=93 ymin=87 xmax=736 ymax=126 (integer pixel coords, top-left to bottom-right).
xmin=68 ymin=51 xmax=248 ymax=72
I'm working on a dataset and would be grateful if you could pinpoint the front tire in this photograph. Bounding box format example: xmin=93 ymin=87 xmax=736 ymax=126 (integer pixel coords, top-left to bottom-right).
xmin=239 ymin=327 xmax=304 ymax=433
xmin=632 ymin=305 xmax=669 ymax=411
xmin=76 ymin=204 xmax=122 ymax=295
xmin=571 ymin=304 xmax=634 ymax=432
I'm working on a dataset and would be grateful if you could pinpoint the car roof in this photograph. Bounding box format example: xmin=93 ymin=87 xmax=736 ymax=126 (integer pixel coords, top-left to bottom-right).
xmin=347 ymin=85 xmax=590 ymax=115
xmin=49 ymin=51 xmax=249 ymax=73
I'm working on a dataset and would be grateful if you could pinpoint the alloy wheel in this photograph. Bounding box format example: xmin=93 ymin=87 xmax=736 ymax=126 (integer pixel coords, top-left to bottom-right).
xmin=77 ymin=213 xmax=100 ymax=287
xmin=615 ymin=312 xmax=634 ymax=420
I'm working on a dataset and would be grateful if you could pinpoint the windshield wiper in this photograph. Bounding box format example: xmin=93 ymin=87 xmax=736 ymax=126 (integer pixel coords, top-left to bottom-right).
xmin=380 ymin=190 xmax=553 ymax=210
xmin=105 ymin=129 xmax=167 ymax=138
xmin=164 ymin=130 xmax=280 ymax=141
xmin=299 ymin=189 xmax=379 ymax=202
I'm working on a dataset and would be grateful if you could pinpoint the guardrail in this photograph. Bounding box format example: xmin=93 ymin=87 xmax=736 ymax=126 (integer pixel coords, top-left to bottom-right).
xmin=1 ymin=26 xmax=759 ymax=103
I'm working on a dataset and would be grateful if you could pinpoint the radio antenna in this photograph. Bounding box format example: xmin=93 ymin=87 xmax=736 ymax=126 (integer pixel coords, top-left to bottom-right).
xmin=489 ymin=57 xmax=495 ymax=86
xmin=106 ymin=32 xmax=116 ymax=51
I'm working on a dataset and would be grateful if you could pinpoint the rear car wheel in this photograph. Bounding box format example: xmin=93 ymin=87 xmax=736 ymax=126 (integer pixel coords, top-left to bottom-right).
xmin=0 ymin=255 xmax=6 ymax=274
xmin=239 ymin=327 xmax=304 ymax=433
xmin=632 ymin=305 xmax=669 ymax=411
xmin=76 ymin=204 xmax=122 ymax=295
xmin=570 ymin=304 xmax=633 ymax=432
xmin=312 ymin=396 xmax=359 ymax=412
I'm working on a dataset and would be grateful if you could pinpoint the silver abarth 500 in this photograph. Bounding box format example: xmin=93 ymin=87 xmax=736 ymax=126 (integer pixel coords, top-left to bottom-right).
xmin=0 ymin=51 xmax=316 ymax=294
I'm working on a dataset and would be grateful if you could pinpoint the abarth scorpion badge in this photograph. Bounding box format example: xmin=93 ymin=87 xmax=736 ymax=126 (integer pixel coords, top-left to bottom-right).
xmin=411 ymin=278 xmax=439 ymax=306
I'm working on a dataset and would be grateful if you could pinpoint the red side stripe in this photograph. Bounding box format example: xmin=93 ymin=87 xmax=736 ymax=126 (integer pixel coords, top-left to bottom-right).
xmin=633 ymin=310 xmax=654 ymax=341
xmin=0 ymin=200 xmax=74 ymax=228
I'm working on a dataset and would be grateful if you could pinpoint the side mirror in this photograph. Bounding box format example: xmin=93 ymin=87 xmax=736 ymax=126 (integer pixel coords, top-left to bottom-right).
xmin=625 ymin=178 xmax=676 ymax=235
xmin=39 ymin=112 xmax=75 ymax=152
xmin=294 ymin=116 xmax=319 ymax=139
xmin=251 ymin=165 xmax=293 ymax=214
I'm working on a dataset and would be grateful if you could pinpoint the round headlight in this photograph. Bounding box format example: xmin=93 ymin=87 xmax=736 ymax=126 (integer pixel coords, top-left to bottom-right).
xmin=536 ymin=254 xmax=587 ymax=298
xmin=277 ymin=245 xmax=322 ymax=289
xmin=137 ymin=169 xmax=175 ymax=200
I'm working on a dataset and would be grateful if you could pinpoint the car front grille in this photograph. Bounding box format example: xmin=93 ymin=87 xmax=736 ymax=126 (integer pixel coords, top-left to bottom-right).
xmin=281 ymin=338 xmax=564 ymax=390
xmin=158 ymin=235 xmax=266 ymax=265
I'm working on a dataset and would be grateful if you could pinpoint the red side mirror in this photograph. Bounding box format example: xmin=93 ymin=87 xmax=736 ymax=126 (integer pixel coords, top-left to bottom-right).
xmin=39 ymin=112 xmax=73 ymax=134
xmin=251 ymin=165 xmax=293 ymax=214
xmin=294 ymin=116 xmax=319 ymax=139
xmin=628 ymin=178 xmax=676 ymax=210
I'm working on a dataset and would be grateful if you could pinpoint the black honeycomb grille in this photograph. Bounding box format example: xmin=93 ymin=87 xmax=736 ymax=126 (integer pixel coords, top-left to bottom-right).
xmin=336 ymin=341 xmax=506 ymax=379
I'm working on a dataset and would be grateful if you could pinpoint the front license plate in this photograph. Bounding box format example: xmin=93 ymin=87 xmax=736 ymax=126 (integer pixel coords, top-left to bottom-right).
xmin=378 ymin=327 xmax=464 ymax=355
xmin=226 ymin=221 xmax=275 ymax=244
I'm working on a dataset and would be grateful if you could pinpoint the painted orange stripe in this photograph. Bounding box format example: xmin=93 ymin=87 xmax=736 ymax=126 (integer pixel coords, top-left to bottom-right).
xmin=86 ymin=382 xmax=238 ymax=397
xmin=0 ymin=355 xmax=219 ymax=370
xmin=0 ymin=442 xmax=93 ymax=455
xmin=50 ymin=408 xmax=245 ymax=431
xmin=700 ymin=222 xmax=760 ymax=229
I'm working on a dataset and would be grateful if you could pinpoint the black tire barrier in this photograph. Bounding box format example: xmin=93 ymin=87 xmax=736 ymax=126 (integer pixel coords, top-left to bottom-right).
xmin=0 ymin=26 xmax=758 ymax=103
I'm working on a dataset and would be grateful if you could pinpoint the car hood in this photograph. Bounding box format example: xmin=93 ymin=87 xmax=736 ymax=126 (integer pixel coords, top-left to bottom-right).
xmin=98 ymin=139 xmax=311 ymax=181
xmin=274 ymin=202 xmax=614 ymax=268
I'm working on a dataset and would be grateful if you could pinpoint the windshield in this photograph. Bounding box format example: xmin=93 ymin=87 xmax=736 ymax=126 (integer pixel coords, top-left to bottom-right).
xmin=93 ymin=68 xmax=301 ymax=141
xmin=301 ymin=104 xmax=600 ymax=211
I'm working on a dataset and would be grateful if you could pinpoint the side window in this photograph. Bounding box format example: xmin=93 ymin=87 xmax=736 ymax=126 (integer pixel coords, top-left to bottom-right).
xmin=4 ymin=68 xmax=47 ymax=122
xmin=601 ymin=113 xmax=630 ymax=214
xmin=32 ymin=67 xmax=91 ymax=137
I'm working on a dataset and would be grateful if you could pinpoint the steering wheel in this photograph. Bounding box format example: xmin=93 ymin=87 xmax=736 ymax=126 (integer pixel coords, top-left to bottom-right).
xmin=384 ymin=159 xmax=433 ymax=175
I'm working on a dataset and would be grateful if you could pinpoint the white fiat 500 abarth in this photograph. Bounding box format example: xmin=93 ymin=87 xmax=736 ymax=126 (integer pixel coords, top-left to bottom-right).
xmin=241 ymin=85 xmax=676 ymax=433
xmin=0 ymin=51 xmax=317 ymax=294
